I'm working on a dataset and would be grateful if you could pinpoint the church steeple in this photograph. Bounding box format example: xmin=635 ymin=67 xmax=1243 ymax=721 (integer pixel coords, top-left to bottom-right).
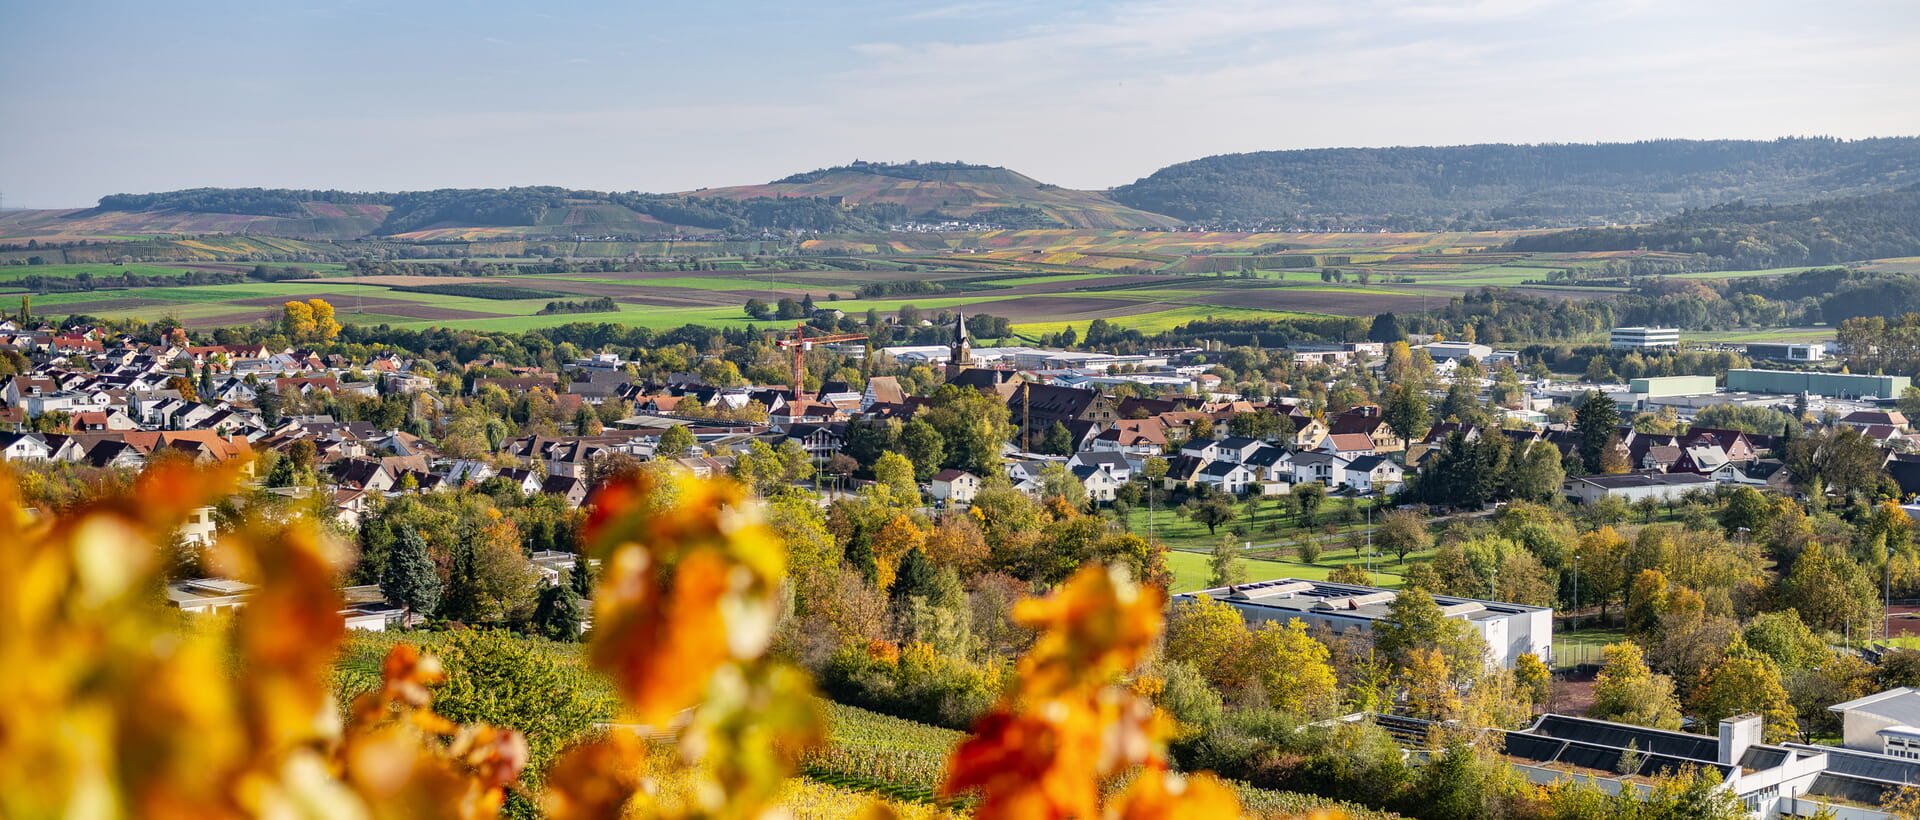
xmin=947 ymin=311 xmax=972 ymax=379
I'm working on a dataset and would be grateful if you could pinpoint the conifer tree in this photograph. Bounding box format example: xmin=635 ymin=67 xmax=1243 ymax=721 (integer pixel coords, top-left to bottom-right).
xmin=380 ymin=525 xmax=441 ymax=620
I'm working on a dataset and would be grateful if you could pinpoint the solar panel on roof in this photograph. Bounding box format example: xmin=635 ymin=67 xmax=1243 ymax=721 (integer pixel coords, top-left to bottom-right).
xmin=1497 ymin=733 xmax=1566 ymax=763
xmin=1808 ymin=773 xmax=1894 ymax=806
xmin=1816 ymin=747 xmax=1920 ymax=784
xmin=1533 ymin=716 xmax=1720 ymax=762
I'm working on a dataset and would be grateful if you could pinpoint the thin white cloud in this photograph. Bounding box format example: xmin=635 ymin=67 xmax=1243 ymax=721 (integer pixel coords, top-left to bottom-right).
xmin=1394 ymin=0 xmax=1563 ymax=22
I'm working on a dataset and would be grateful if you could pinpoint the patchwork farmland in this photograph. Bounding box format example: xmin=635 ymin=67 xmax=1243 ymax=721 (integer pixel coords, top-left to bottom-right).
xmin=0 ymin=227 xmax=1831 ymax=337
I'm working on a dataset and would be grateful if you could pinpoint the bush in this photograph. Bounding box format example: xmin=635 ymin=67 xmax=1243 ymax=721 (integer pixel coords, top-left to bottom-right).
xmin=819 ymin=643 xmax=998 ymax=731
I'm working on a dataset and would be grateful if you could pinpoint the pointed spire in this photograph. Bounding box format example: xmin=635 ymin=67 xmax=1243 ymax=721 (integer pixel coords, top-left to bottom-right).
xmin=952 ymin=310 xmax=969 ymax=345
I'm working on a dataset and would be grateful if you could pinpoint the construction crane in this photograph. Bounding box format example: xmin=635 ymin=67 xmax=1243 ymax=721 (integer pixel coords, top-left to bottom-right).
xmin=774 ymin=322 xmax=867 ymax=402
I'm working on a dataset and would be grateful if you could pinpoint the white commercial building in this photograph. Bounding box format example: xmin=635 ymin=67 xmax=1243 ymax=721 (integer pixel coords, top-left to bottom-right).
xmin=1175 ymin=578 xmax=1552 ymax=669
xmin=1611 ymin=326 xmax=1681 ymax=349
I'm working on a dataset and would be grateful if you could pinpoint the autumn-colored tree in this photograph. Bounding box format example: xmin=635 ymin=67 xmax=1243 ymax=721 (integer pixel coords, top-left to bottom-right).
xmin=871 ymin=512 xmax=926 ymax=593
xmin=1164 ymin=595 xmax=1251 ymax=691
xmin=922 ymin=512 xmax=990 ymax=576
xmin=1691 ymin=654 xmax=1798 ymax=742
xmin=1625 ymin=568 xmax=1672 ymax=637
xmin=1328 ymin=563 xmax=1374 ymax=586
xmin=1590 ymin=642 xmax=1684 ymax=730
xmin=280 ymin=300 xmax=315 ymax=340
xmin=308 ymin=298 xmax=342 ymax=341
xmin=1400 ymin=647 xmax=1461 ymax=721
xmin=1244 ymin=618 xmax=1340 ymax=717
xmin=1575 ymin=526 xmax=1630 ymax=618
xmin=873 ymin=451 xmax=918 ymax=499
xmin=1780 ymin=541 xmax=1881 ymax=634
xmin=1207 ymin=535 xmax=1246 ymax=588
xmin=1513 ymin=652 xmax=1552 ymax=706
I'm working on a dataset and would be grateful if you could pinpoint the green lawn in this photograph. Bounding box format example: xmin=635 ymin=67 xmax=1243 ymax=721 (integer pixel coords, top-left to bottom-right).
xmin=1552 ymin=627 xmax=1630 ymax=669
xmin=1016 ymin=305 xmax=1325 ymax=337
xmin=1163 ymin=549 xmax=1304 ymax=593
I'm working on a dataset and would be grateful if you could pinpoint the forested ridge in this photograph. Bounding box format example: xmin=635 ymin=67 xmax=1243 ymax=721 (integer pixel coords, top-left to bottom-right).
xmin=87 ymin=185 xmax=914 ymax=235
xmin=1510 ymin=185 xmax=1920 ymax=268
xmin=1110 ymin=137 xmax=1920 ymax=229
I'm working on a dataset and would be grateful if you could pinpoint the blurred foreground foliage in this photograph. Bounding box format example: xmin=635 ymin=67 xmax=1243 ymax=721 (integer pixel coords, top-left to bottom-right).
xmin=0 ymin=463 xmax=1316 ymax=819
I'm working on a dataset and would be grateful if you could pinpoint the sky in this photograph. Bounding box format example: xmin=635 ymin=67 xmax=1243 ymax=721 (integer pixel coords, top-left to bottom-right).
xmin=2 ymin=0 xmax=1917 ymax=208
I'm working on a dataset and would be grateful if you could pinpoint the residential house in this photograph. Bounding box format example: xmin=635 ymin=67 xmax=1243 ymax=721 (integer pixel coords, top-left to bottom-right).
xmin=1066 ymin=451 xmax=1134 ymax=483
xmin=1290 ymin=451 xmax=1349 ymax=486
xmin=1161 ymin=454 xmax=1209 ymax=491
xmin=331 ymin=458 xmax=396 ymax=494
xmin=1328 ymin=407 xmax=1405 ymax=454
xmin=1072 ymin=465 xmax=1124 ymax=502
xmin=930 ymin=469 xmax=982 ymax=504
xmin=1344 ymin=455 xmax=1406 ymax=495
xmin=540 ymin=474 xmax=590 ymax=507
xmin=781 ymin=422 xmax=848 ymax=464
xmin=1088 ymin=419 xmax=1167 ymax=457
xmin=1840 ymin=410 xmax=1909 ymax=433
xmin=493 ymin=468 xmax=546 ymax=495
xmin=1317 ymin=433 xmax=1379 ymax=459
xmin=1243 ymin=446 xmax=1295 ymax=495
xmin=1211 ymin=436 xmax=1267 ymax=464
xmin=1179 ymin=437 xmax=1220 ymax=461
xmin=1197 ymin=460 xmax=1258 ymax=495
xmin=860 ymin=376 xmax=905 ymax=410
xmin=0 ymin=432 xmax=53 ymax=461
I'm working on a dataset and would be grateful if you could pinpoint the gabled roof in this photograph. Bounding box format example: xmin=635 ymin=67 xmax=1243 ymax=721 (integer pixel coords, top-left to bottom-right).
xmin=1199 ymin=460 xmax=1251 ymax=478
xmin=1347 ymin=454 xmax=1397 ymax=473
xmin=931 ymin=468 xmax=975 ymax=482
xmin=1164 ymin=454 xmax=1208 ymax=481
xmin=1323 ymin=433 xmax=1376 ymax=452
xmin=1243 ymin=445 xmax=1292 ymax=468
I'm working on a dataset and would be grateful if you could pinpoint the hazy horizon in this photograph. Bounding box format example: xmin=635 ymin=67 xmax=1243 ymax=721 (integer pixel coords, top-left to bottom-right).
xmin=4 ymin=0 xmax=1917 ymax=209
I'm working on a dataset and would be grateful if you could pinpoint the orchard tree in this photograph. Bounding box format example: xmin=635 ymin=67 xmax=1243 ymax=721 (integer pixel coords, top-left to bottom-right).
xmin=1376 ymin=508 xmax=1430 ymax=564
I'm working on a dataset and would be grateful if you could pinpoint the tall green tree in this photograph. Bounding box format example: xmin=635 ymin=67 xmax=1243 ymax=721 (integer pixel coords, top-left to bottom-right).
xmin=1372 ymin=590 xmax=1487 ymax=680
xmin=899 ymin=418 xmax=946 ymax=480
xmin=1208 ymin=536 xmax=1246 ymax=588
xmin=656 ymin=424 xmax=695 ymax=459
xmin=531 ymin=584 xmax=582 ymax=642
xmin=1574 ymin=390 xmax=1621 ymax=474
xmin=380 ymin=525 xmax=441 ymax=619
xmin=1381 ymin=383 xmax=1431 ymax=444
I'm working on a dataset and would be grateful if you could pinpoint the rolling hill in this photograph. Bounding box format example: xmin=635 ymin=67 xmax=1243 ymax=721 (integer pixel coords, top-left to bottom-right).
xmin=688 ymin=161 xmax=1181 ymax=229
xmin=1110 ymin=137 xmax=1920 ymax=230
xmin=0 ymin=163 xmax=1179 ymax=244
xmin=1511 ymin=184 xmax=1920 ymax=269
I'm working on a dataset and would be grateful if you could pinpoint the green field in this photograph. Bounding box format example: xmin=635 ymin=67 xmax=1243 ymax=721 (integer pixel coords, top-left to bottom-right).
xmin=0 ymin=224 xmax=1867 ymax=335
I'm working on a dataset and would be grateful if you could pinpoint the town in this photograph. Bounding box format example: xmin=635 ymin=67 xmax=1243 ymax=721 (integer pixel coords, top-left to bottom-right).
xmin=9 ymin=292 xmax=1920 ymax=817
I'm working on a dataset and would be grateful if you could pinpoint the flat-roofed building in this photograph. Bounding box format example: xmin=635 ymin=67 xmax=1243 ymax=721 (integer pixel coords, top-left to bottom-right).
xmin=1628 ymin=375 xmax=1718 ymax=398
xmin=1746 ymin=342 xmax=1826 ymax=362
xmin=1174 ymin=578 xmax=1551 ymax=669
xmin=1563 ymin=472 xmax=1715 ymax=505
xmin=1727 ymin=369 xmax=1912 ymax=399
xmin=1611 ymin=327 xmax=1680 ymax=349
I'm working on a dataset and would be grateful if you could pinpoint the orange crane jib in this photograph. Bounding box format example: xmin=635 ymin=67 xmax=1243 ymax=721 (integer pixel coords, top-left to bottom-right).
xmin=774 ymin=321 xmax=867 ymax=402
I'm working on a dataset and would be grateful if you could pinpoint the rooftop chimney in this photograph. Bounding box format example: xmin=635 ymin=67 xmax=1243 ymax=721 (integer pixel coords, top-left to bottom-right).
xmin=1719 ymin=713 xmax=1762 ymax=766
